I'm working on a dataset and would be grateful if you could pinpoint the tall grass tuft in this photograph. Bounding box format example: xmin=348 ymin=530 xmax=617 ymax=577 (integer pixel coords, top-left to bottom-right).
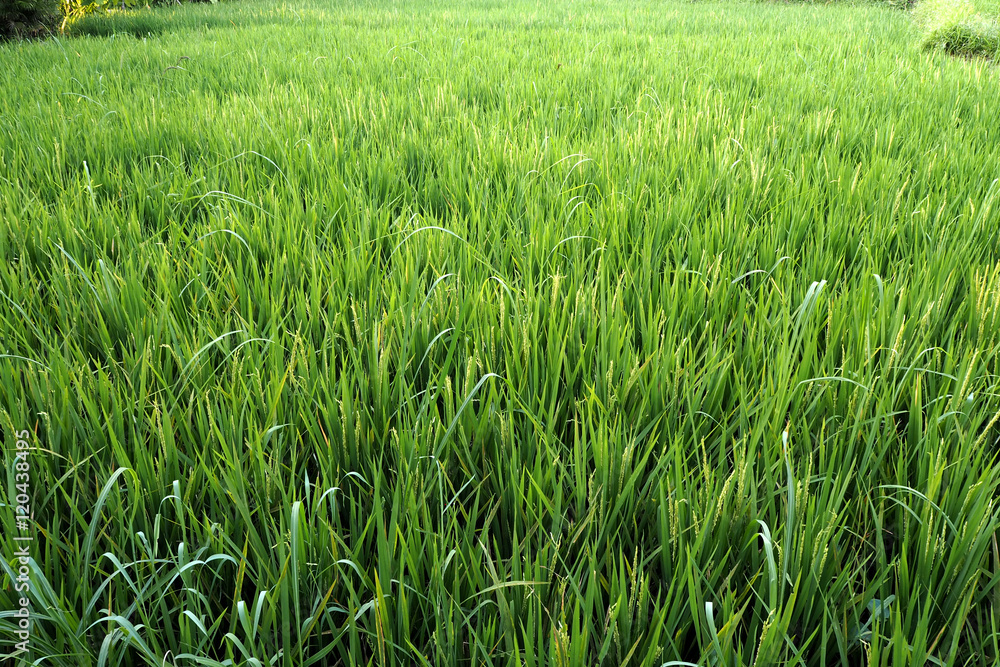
xmin=916 ymin=0 xmax=1000 ymax=57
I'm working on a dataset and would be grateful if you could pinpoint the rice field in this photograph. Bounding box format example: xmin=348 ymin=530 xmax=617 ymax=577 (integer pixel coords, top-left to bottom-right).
xmin=2 ymin=0 xmax=1000 ymax=664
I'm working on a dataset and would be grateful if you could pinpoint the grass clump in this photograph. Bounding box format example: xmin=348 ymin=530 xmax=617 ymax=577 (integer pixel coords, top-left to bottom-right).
xmin=917 ymin=0 xmax=1000 ymax=57
xmin=2 ymin=0 xmax=1000 ymax=665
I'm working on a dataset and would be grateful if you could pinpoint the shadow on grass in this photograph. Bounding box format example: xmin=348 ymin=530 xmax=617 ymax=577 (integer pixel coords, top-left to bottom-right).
xmin=64 ymin=1 xmax=275 ymax=37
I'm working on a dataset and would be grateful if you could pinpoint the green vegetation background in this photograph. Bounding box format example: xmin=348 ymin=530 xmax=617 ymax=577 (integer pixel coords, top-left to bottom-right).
xmin=2 ymin=0 xmax=1000 ymax=665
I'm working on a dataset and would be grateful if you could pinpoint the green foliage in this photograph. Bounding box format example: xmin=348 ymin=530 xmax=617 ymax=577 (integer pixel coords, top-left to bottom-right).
xmin=2 ymin=0 xmax=1000 ymax=665
xmin=0 ymin=0 xmax=57 ymax=35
